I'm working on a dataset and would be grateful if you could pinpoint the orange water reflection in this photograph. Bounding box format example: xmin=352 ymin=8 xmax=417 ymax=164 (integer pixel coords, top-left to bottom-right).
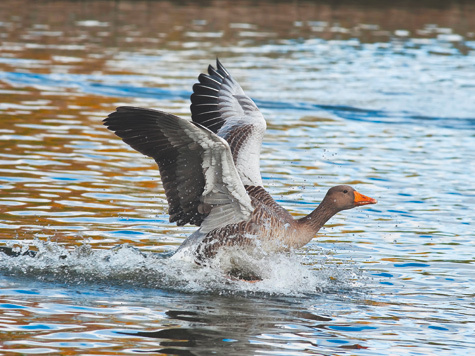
xmin=1 ymin=0 xmax=474 ymax=76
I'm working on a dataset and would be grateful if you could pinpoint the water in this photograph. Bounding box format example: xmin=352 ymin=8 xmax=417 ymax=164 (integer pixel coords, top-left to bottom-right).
xmin=1 ymin=0 xmax=474 ymax=354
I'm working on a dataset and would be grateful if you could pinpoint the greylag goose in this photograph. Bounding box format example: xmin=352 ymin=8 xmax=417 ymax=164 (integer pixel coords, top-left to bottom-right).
xmin=103 ymin=59 xmax=377 ymax=265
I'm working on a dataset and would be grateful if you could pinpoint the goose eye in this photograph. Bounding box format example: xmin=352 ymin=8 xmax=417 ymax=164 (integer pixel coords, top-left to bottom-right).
xmin=343 ymin=189 xmax=348 ymax=194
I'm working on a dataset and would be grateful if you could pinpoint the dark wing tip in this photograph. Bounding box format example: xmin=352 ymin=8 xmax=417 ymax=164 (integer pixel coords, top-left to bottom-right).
xmin=216 ymin=58 xmax=230 ymax=77
xmin=103 ymin=106 xmax=154 ymax=126
xmin=191 ymin=62 xmax=231 ymax=133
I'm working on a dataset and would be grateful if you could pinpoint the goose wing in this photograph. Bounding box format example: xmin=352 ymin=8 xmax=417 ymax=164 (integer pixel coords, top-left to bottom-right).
xmin=191 ymin=59 xmax=266 ymax=187
xmin=104 ymin=106 xmax=254 ymax=233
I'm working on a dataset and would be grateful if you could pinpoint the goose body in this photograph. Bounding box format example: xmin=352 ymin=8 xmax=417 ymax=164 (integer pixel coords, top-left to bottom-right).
xmin=103 ymin=60 xmax=376 ymax=264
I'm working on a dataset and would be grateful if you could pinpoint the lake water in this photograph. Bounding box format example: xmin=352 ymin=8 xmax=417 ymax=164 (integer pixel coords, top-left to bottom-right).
xmin=0 ymin=0 xmax=474 ymax=354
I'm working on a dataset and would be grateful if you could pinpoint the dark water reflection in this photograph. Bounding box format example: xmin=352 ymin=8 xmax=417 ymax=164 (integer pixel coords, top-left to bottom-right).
xmin=1 ymin=0 xmax=475 ymax=355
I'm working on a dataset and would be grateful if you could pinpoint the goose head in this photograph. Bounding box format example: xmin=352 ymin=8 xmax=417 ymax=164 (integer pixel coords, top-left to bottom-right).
xmin=323 ymin=185 xmax=377 ymax=212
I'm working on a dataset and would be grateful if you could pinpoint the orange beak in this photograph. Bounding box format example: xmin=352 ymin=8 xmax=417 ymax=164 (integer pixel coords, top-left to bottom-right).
xmin=354 ymin=190 xmax=377 ymax=206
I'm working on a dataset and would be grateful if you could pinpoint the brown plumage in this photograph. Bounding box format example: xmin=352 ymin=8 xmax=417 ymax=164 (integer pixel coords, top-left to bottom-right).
xmin=103 ymin=59 xmax=377 ymax=265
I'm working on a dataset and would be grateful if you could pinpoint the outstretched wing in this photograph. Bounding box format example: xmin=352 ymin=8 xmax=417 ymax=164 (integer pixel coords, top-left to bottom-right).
xmin=104 ymin=106 xmax=254 ymax=233
xmin=191 ymin=59 xmax=266 ymax=187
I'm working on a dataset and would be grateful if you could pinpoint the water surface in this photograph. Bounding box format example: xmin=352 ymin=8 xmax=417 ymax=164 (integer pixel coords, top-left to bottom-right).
xmin=0 ymin=0 xmax=474 ymax=355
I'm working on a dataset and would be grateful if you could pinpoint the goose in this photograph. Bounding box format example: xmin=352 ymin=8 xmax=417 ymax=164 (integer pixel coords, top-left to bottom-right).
xmin=103 ymin=59 xmax=377 ymax=266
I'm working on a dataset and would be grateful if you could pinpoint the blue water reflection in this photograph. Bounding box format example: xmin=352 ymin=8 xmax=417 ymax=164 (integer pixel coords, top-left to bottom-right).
xmin=3 ymin=71 xmax=475 ymax=129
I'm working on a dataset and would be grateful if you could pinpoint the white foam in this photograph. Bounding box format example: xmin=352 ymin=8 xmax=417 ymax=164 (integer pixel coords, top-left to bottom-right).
xmin=0 ymin=239 xmax=365 ymax=297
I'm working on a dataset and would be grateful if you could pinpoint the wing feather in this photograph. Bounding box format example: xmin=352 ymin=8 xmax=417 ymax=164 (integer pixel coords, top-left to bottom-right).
xmin=104 ymin=106 xmax=253 ymax=232
xmin=190 ymin=60 xmax=266 ymax=186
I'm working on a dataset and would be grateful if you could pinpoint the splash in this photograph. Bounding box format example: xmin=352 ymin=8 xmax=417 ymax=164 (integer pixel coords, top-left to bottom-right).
xmin=0 ymin=239 xmax=365 ymax=296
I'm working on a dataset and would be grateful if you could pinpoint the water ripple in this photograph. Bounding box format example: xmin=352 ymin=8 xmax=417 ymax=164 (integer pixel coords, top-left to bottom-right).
xmin=1 ymin=1 xmax=474 ymax=355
